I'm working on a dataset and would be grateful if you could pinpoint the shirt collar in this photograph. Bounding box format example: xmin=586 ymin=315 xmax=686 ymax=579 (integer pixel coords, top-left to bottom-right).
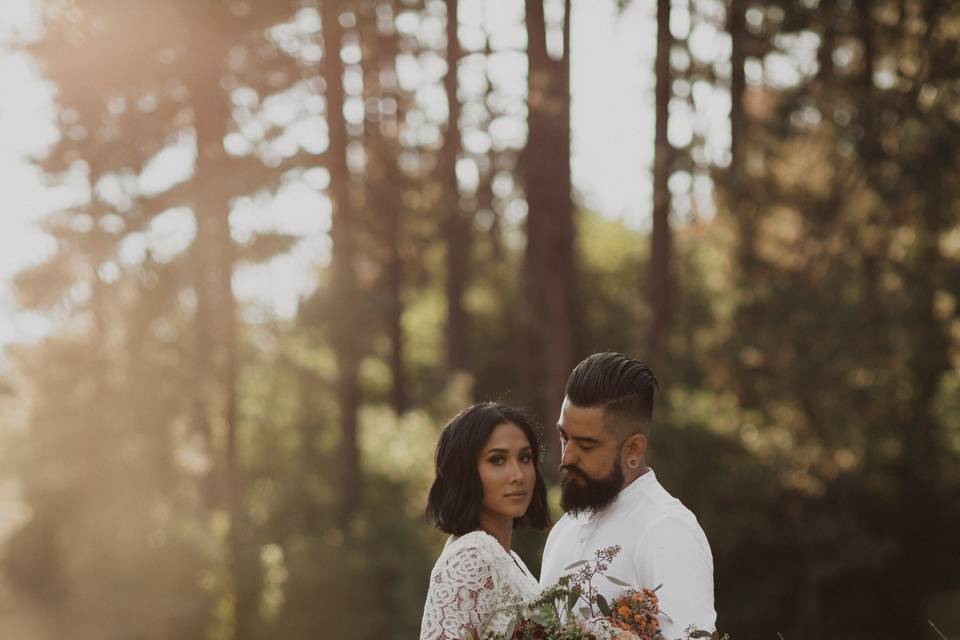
xmin=579 ymin=467 xmax=658 ymax=522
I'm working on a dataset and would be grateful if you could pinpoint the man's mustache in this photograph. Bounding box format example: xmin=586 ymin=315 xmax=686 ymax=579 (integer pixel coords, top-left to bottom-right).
xmin=559 ymin=464 xmax=589 ymax=481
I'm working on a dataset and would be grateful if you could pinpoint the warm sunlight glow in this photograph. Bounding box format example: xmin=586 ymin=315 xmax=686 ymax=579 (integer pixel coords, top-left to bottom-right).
xmin=0 ymin=0 xmax=746 ymax=353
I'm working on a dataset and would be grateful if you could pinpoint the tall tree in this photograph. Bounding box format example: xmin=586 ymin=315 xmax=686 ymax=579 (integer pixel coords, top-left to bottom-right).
xmin=179 ymin=5 xmax=252 ymax=635
xmin=9 ymin=3 xmax=313 ymax=638
xmin=321 ymin=0 xmax=364 ymax=527
xmin=723 ymin=0 xmax=762 ymax=408
xmin=523 ymin=0 xmax=577 ymax=437
xmin=646 ymin=0 xmax=674 ymax=377
xmin=365 ymin=0 xmax=410 ymax=414
xmin=713 ymin=0 xmax=960 ymax=634
xmin=727 ymin=0 xmax=747 ymax=180
xmin=442 ymin=0 xmax=470 ymax=375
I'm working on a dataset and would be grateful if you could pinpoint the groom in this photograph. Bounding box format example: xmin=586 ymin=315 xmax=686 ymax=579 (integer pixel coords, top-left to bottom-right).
xmin=540 ymin=352 xmax=717 ymax=638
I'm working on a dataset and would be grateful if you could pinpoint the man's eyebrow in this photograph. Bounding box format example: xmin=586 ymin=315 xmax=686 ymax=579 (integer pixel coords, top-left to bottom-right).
xmin=556 ymin=425 xmax=600 ymax=445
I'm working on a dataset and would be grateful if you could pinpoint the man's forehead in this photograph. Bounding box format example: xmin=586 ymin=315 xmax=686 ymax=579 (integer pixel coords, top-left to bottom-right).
xmin=559 ymin=398 xmax=606 ymax=434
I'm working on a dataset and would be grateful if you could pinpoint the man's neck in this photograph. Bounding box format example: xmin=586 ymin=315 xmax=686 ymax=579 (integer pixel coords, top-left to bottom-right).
xmin=621 ymin=464 xmax=650 ymax=490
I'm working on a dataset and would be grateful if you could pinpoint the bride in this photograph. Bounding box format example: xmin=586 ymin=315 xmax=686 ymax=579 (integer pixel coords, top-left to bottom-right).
xmin=419 ymin=402 xmax=551 ymax=639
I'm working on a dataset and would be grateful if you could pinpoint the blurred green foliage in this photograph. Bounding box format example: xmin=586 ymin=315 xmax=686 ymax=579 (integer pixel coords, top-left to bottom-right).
xmin=0 ymin=0 xmax=958 ymax=639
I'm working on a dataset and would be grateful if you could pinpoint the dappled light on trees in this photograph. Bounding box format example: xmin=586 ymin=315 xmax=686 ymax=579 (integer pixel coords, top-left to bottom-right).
xmin=0 ymin=0 xmax=957 ymax=639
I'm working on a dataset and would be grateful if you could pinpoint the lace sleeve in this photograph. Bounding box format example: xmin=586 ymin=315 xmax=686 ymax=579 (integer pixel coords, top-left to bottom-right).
xmin=420 ymin=541 xmax=501 ymax=640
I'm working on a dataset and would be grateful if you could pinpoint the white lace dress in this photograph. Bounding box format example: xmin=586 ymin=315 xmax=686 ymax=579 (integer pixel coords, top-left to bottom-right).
xmin=419 ymin=530 xmax=541 ymax=639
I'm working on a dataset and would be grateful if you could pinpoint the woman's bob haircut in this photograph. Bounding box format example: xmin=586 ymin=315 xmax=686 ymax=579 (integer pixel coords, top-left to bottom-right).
xmin=425 ymin=402 xmax=551 ymax=535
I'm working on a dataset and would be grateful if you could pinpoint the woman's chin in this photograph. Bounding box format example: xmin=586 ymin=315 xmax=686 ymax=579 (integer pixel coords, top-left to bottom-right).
xmin=491 ymin=507 xmax=528 ymax=520
xmin=511 ymin=504 xmax=533 ymax=519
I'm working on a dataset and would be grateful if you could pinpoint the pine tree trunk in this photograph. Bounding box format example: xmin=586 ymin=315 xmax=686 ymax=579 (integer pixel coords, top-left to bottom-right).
xmin=647 ymin=0 xmax=673 ymax=378
xmin=361 ymin=2 xmax=408 ymax=415
xmin=189 ymin=68 xmax=251 ymax=640
xmin=898 ymin=222 xmax=949 ymax=637
xmin=523 ymin=0 xmax=576 ymax=449
xmin=322 ymin=0 xmax=363 ymax=528
xmin=725 ymin=0 xmax=761 ymax=408
xmin=443 ymin=0 xmax=470 ymax=374
xmin=183 ymin=11 xmax=252 ymax=635
xmin=386 ymin=207 xmax=408 ymax=414
xmin=728 ymin=0 xmax=746 ymax=180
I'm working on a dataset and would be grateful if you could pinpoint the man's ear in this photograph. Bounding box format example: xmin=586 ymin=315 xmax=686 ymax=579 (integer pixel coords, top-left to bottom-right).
xmin=625 ymin=433 xmax=647 ymax=461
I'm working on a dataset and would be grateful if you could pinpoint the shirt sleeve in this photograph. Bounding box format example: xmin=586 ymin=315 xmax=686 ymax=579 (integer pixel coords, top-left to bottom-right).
xmin=633 ymin=517 xmax=716 ymax=638
xmin=420 ymin=542 xmax=501 ymax=640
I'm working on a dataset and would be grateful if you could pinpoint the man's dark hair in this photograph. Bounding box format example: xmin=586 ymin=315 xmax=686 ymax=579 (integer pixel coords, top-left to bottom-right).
xmin=565 ymin=352 xmax=659 ymax=436
xmin=425 ymin=402 xmax=551 ymax=535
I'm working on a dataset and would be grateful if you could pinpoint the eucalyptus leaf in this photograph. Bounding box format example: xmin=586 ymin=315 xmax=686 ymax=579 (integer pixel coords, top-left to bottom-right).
xmin=579 ymin=606 xmax=592 ymax=619
xmin=563 ymin=560 xmax=588 ymax=571
xmin=596 ymin=594 xmax=612 ymax=617
xmin=566 ymin=585 xmax=582 ymax=615
xmin=605 ymin=575 xmax=632 ymax=587
xmin=689 ymin=631 xmax=713 ymax=639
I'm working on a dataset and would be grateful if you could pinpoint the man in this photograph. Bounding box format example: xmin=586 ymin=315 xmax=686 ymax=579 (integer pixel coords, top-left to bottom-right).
xmin=540 ymin=352 xmax=716 ymax=638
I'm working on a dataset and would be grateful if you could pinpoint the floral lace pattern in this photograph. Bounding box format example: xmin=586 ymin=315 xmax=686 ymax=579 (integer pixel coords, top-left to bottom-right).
xmin=420 ymin=531 xmax=541 ymax=639
xmin=583 ymin=616 xmax=639 ymax=640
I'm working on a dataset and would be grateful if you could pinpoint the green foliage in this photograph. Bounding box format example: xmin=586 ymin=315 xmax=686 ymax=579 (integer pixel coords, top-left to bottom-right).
xmin=1 ymin=0 xmax=958 ymax=638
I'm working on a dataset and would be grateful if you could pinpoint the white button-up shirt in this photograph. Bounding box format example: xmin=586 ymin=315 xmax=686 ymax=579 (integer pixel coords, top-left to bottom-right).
xmin=540 ymin=469 xmax=716 ymax=638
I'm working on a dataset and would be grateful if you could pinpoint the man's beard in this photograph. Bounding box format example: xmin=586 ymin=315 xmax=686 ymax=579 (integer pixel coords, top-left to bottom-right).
xmin=559 ymin=457 xmax=624 ymax=516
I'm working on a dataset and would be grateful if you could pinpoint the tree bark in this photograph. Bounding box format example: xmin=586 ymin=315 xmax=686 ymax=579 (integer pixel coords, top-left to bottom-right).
xmin=897 ymin=213 xmax=950 ymax=638
xmin=522 ymin=0 xmax=577 ymax=449
xmin=443 ymin=0 xmax=470 ymax=374
xmin=647 ymin=0 xmax=674 ymax=378
xmin=728 ymin=0 xmax=747 ymax=180
xmin=725 ymin=0 xmax=762 ymax=407
xmin=361 ymin=1 xmax=408 ymax=415
xmin=321 ymin=0 xmax=363 ymax=529
xmin=182 ymin=8 xmax=254 ymax=635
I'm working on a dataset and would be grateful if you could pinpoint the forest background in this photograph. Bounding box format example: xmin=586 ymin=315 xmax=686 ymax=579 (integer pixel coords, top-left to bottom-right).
xmin=0 ymin=0 xmax=958 ymax=638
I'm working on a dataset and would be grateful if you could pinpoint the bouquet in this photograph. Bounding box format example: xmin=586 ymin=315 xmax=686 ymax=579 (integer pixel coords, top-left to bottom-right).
xmin=473 ymin=546 xmax=713 ymax=640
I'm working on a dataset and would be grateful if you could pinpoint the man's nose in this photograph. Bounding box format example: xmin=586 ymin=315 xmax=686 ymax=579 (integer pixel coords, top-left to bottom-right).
xmin=560 ymin=442 xmax=576 ymax=467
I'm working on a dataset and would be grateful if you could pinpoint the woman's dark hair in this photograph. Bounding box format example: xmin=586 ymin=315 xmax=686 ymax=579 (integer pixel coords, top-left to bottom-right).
xmin=425 ymin=402 xmax=551 ymax=535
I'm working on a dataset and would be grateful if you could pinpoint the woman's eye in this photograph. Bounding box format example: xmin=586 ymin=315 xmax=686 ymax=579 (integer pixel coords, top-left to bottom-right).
xmin=519 ymin=453 xmax=532 ymax=463
xmin=490 ymin=457 xmax=505 ymax=465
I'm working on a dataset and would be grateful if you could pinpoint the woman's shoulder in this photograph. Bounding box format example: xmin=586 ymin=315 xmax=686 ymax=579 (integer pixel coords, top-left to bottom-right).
xmin=440 ymin=530 xmax=502 ymax=560
xmin=431 ymin=531 xmax=503 ymax=578
xmin=447 ymin=529 xmax=501 ymax=551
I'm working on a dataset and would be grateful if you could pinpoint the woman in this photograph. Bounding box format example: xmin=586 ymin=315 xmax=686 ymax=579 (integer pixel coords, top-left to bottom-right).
xmin=419 ymin=402 xmax=551 ymax=639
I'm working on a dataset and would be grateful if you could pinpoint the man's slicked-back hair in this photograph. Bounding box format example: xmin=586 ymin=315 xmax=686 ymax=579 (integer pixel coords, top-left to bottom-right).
xmin=565 ymin=352 xmax=659 ymax=435
xmin=425 ymin=402 xmax=550 ymax=535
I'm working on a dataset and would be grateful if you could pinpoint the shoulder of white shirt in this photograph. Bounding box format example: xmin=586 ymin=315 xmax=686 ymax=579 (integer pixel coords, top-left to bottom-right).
xmin=622 ymin=470 xmax=697 ymax=518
